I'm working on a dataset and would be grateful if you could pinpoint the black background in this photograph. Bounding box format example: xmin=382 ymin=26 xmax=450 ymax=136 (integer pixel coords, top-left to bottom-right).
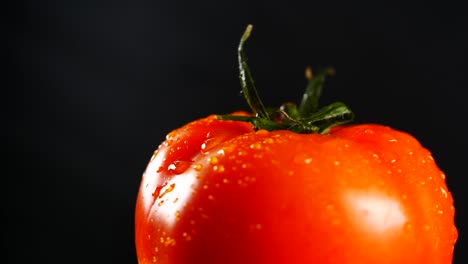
xmin=8 ymin=0 xmax=467 ymax=263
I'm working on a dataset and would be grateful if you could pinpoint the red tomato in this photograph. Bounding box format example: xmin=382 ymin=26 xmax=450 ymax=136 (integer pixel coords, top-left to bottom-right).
xmin=135 ymin=114 xmax=457 ymax=263
xmin=135 ymin=25 xmax=457 ymax=263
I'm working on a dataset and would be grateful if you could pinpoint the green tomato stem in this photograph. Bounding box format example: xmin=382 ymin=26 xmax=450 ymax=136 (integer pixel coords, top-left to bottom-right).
xmin=217 ymin=25 xmax=355 ymax=134
xmin=238 ymin=24 xmax=269 ymax=119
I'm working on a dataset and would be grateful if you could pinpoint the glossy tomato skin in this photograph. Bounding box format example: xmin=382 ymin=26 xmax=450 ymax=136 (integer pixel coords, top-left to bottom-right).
xmin=135 ymin=114 xmax=457 ymax=264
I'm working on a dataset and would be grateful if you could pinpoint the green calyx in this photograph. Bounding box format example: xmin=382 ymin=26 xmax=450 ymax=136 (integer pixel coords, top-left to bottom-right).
xmin=216 ymin=24 xmax=355 ymax=134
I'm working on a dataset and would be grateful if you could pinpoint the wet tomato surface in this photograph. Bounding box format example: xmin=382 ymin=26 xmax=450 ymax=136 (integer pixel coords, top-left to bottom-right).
xmin=135 ymin=114 xmax=457 ymax=264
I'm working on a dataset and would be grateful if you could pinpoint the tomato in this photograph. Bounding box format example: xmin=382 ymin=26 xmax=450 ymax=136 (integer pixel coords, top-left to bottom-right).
xmin=135 ymin=115 xmax=457 ymax=263
xmin=134 ymin=25 xmax=457 ymax=263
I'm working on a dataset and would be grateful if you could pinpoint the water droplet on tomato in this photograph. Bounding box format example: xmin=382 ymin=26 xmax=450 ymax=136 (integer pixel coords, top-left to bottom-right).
xmin=237 ymin=179 xmax=248 ymax=187
xmin=182 ymin=232 xmax=192 ymax=241
xmin=166 ymin=236 xmax=177 ymax=246
xmin=159 ymin=183 xmax=176 ymax=198
xmin=213 ymin=165 xmax=225 ymax=172
xmin=253 ymin=153 xmax=263 ymax=159
xmin=404 ymin=222 xmax=413 ymax=231
xmin=201 ymin=136 xmax=225 ymax=153
xmin=193 ymin=164 xmax=203 ymax=171
xmin=168 ymin=160 xmax=192 ymax=174
xmin=237 ymin=150 xmax=247 ymax=156
xmin=163 ymin=139 xmax=174 ymax=147
xmin=152 ymin=183 xmax=166 ymax=197
xmin=209 ymin=156 xmax=219 ymax=165
xmin=166 ymin=130 xmax=177 ymax=140
xmin=150 ymin=151 xmax=158 ymax=161
xmin=249 ymin=142 xmax=262 ymax=149
xmin=294 ymin=153 xmax=313 ymax=164
xmin=440 ymin=187 xmax=448 ymax=198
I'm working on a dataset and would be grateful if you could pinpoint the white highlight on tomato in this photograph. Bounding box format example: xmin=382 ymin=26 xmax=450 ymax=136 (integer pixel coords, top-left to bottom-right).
xmin=344 ymin=190 xmax=407 ymax=234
